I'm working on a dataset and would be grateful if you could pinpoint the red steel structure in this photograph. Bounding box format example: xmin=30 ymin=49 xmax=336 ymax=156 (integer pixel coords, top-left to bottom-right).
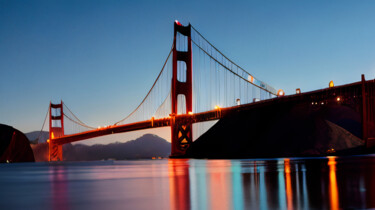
xmin=170 ymin=21 xmax=193 ymax=157
xmin=49 ymin=101 xmax=64 ymax=161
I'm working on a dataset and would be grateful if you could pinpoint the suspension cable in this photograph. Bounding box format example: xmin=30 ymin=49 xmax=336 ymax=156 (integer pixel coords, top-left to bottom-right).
xmin=62 ymin=102 xmax=96 ymax=129
xmin=191 ymin=25 xmax=276 ymax=95
xmin=63 ymin=114 xmax=96 ymax=130
xmin=63 ymin=103 xmax=86 ymax=125
xmin=191 ymin=39 xmax=276 ymax=96
xmin=36 ymin=105 xmax=49 ymax=142
xmin=114 ymin=45 xmax=174 ymax=125
xmin=153 ymin=92 xmax=171 ymax=118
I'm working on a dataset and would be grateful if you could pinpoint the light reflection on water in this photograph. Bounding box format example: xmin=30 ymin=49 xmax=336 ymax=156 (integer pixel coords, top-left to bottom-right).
xmin=1 ymin=155 xmax=375 ymax=209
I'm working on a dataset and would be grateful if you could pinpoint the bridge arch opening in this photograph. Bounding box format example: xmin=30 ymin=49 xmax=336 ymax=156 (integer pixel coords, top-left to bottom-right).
xmin=177 ymin=94 xmax=187 ymax=115
xmin=177 ymin=61 xmax=187 ymax=82
xmin=176 ymin=32 xmax=188 ymax=52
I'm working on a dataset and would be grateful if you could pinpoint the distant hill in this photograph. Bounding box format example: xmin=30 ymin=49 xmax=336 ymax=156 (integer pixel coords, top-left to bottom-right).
xmin=25 ymin=131 xmax=48 ymax=144
xmin=58 ymin=134 xmax=170 ymax=161
xmin=30 ymin=133 xmax=171 ymax=161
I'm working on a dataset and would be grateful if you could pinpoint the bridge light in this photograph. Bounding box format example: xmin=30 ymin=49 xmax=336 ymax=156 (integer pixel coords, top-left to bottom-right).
xmin=247 ymin=75 xmax=254 ymax=83
xmin=329 ymin=81 xmax=334 ymax=88
xmin=337 ymin=97 xmax=341 ymax=102
xmin=277 ymin=89 xmax=285 ymax=97
xmin=214 ymin=105 xmax=221 ymax=110
xmin=51 ymin=132 xmax=55 ymax=139
xmin=188 ymin=111 xmax=193 ymax=115
xmin=236 ymin=99 xmax=241 ymax=105
xmin=175 ymin=20 xmax=182 ymax=26
xmin=296 ymin=88 xmax=301 ymax=94
xmin=47 ymin=139 xmax=50 ymax=143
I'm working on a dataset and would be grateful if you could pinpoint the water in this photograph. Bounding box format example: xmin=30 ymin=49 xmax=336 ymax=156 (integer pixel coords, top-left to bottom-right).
xmin=1 ymin=155 xmax=375 ymax=210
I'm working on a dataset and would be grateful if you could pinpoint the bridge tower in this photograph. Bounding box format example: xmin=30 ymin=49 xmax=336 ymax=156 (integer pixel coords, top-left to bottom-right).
xmin=170 ymin=21 xmax=193 ymax=157
xmin=49 ymin=101 xmax=64 ymax=161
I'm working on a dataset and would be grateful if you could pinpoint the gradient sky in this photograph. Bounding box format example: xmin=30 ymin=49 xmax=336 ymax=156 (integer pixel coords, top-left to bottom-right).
xmin=1 ymin=0 xmax=375 ymax=144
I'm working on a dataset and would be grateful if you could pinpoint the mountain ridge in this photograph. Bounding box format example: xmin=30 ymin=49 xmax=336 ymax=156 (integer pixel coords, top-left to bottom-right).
xmin=31 ymin=133 xmax=171 ymax=161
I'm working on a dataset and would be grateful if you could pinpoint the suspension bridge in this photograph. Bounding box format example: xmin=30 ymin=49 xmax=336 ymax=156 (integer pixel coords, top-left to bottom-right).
xmin=37 ymin=21 xmax=277 ymax=161
xmin=36 ymin=21 xmax=375 ymax=161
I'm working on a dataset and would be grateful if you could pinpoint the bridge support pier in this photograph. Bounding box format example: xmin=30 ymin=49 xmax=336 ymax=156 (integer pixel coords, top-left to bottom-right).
xmin=170 ymin=21 xmax=193 ymax=157
xmin=170 ymin=115 xmax=193 ymax=157
xmin=362 ymin=75 xmax=375 ymax=148
xmin=49 ymin=101 xmax=64 ymax=161
xmin=49 ymin=141 xmax=62 ymax=161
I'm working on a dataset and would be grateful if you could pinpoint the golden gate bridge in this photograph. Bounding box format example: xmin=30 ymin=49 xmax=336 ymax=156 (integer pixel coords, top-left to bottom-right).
xmin=38 ymin=21 xmax=277 ymax=161
xmin=37 ymin=21 xmax=375 ymax=161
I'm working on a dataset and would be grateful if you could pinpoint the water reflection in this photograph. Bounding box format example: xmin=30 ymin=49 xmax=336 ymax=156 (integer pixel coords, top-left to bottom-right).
xmin=168 ymin=159 xmax=190 ymax=210
xmin=2 ymin=156 xmax=375 ymax=210
xmin=328 ymin=157 xmax=339 ymax=210
xmin=284 ymin=159 xmax=293 ymax=210
xmin=167 ymin=156 xmax=375 ymax=210
xmin=50 ymin=166 xmax=70 ymax=210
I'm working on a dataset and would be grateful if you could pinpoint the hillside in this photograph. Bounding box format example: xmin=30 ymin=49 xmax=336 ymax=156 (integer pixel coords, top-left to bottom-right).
xmin=25 ymin=131 xmax=48 ymax=144
xmin=31 ymin=134 xmax=171 ymax=161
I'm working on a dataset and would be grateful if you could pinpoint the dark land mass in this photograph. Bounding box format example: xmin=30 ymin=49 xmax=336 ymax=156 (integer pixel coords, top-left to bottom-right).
xmin=0 ymin=124 xmax=34 ymax=162
xmin=31 ymin=134 xmax=171 ymax=161
xmin=186 ymin=94 xmax=366 ymax=158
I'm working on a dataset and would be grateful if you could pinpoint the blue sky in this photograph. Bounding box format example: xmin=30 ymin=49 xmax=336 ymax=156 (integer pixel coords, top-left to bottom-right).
xmin=1 ymin=0 xmax=375 ymax=141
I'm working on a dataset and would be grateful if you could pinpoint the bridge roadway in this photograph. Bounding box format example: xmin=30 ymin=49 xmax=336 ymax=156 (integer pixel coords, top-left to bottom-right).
xmin=51 ymin=95 xmax=283 ymax=145
xmin=50 ymin=101 xmax=265 ymax=145
xmin=52 ymin=109 xmax=222 ymax=145
xmin=52 ymin=80 xmax=370 ymax=145
xmin=52 ymin=79 xmax=375 ymax=146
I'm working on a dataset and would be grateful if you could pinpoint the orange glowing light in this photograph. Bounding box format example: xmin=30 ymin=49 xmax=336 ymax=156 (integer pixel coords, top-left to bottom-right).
xmin=296 ymin=88 xmax=301 ymax=94
xmin=336 ymin=97 xmax=341 ymax=102
xmin=284 ymin=158 xmax=293 ymax=210
xmin=248 ymin=75 xmax=254 ymax=83
xmin=329 ymin=81 xmax=334 ymax=88
xmin=284 ymin=158 xmax=291 ymax=173
xmin=277 ymin=89 xmax=285 ymax=97
xmin=47 ymin=139 xmax=50 ymax=143
xmin=51 ymin=132 xmax=55 ymax=139
xmin=214 ymin=105 xmax=220 ymax=110
xmin=188 ymin=111 xmax=193 ymax=115
xmin=328 ymin=157 xmax=339 ymax=210
xmin=178 ymin=131 xmax=182 ymax=138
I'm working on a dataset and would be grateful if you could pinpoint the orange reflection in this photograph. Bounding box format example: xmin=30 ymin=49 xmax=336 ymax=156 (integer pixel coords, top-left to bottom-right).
xmin=328 ymin=157 xmax=339 ymax=210
xmin=207 ymin=160 xmax=232 ymax=210
xmin=168 ymin=159 xmax=190 ymax=210
xmin=284 ymin=158 xmax=293 ymax=210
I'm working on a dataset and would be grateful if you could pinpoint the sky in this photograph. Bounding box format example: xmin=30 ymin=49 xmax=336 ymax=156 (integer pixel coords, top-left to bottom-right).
xmin=1 ymin=0 xmax=375 ymax=144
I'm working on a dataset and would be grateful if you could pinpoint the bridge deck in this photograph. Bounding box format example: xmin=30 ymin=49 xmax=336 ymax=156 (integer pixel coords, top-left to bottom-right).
xmin=52 ymin=104 xmax=235 ymax=145
xmin=51 ymin=79 xmax=372 ymax=145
